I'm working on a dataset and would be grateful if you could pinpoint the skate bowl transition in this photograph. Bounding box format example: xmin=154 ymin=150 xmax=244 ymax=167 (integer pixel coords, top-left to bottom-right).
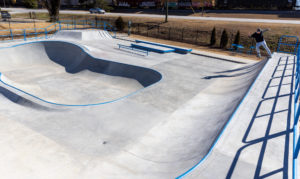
xmin=0 ymin=35 xmax=277 ymax=179
xmin=52 ymin=30 xmax=113 ymax=41
xmin=0 ymin=41 xmax=162 ymax=105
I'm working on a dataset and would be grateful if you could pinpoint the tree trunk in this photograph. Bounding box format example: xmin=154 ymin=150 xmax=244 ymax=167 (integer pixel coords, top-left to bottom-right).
xmin=43 ymin=0 xmax=61 ymax=22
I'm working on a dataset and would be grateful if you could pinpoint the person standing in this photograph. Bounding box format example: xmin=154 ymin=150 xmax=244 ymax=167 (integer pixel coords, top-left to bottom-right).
xmin=249 ymin=28 xmax=272 ymax=58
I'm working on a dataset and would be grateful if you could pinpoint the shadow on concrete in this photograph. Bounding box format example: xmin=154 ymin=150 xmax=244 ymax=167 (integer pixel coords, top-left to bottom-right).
xmin=0 ymin=86 xmax=54 ymax=111
xmin=191 ymin=52 xmax=247 ymax=65
xmin=226 ymin=56 xmax=295 ymax=178
xmin=203 ymin=60 xmax=266 ymax=79
xmin=44 ymin=41 xmax=162 ymax=87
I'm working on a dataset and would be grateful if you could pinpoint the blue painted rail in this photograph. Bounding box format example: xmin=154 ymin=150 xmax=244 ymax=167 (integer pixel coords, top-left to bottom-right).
xmin=277 ymin=35 xmax=299 ymax=55
xmin=131 ymin=43 xmax=174 ymax=54
xmin=118 ymin=44 xmax=149 ymax=56
xmin=0 ymin=19 xmax=116 ymax=43
xmin=135 ymin=40 xmax=192 ymax=54
xmin=277 ymin=35 xmax=300 ymax=179
xmin=294 ymin=41 xmax=300 ymax=179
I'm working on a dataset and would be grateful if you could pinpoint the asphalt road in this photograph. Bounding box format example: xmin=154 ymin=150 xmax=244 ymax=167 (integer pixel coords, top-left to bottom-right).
xmin=3 ymin=7 xmax=300 ymax=24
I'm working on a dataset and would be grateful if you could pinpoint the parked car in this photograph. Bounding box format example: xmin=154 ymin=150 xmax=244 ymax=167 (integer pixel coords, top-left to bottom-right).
xmin=89 ymin=8 xmax=105 ymax=14
xmin=1 ymin=11 xmax=11 ymax=21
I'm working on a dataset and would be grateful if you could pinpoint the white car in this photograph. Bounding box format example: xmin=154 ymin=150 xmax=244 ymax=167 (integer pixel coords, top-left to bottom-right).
xmin=89 ymin=8 xmax=105 ymax=14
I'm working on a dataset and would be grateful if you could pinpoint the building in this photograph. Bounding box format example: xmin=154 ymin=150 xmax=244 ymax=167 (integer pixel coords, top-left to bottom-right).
xmin=117 ymin=0 xmax=215 ymax=8
xmin=216 ymin=0 xmax=296 ymax=9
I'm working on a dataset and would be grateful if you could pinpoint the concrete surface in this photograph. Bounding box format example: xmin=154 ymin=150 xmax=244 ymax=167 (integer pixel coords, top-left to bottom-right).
xmin=0 ymin=30 xmax=294 ymax=178
xmin=182 ymin=53 xmax=296 ymax=179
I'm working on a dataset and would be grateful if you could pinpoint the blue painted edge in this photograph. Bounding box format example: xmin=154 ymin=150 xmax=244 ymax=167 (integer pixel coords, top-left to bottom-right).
xmin=0 ymin=40 xmax=162 ymax=107
xmin=176 ymin=57 xmax=272 ymax=178
xmin=118 ymin=44 xmax=148 ymax=55
xmin=293 ymin=49 xmax=300 ymax=179
xmin=135 ymin=40 xmax=192 ymax=53
xmin=131 ymin=43 xmax=174 ymax=53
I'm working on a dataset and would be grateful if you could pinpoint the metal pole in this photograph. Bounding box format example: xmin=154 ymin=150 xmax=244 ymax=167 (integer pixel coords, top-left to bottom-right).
xmin=23 ymin=29 xmax=26 ymax=41
xmin=128 ymin=20 xmax=131 ymax=36
xmin=8 ymin=19 xmax=12 ymax=40
xmin=165 ymin=0 xmax=168 ymax=23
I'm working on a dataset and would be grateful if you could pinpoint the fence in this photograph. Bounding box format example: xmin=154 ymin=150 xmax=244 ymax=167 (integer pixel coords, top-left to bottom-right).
xmin=0 ymin=18 xmax=116 ymax=42
xmin=280 ymin=35 xmax=300 ymax=179
xmin=294 ymin=38 xmax=300 ymax=179
xmin=123 ymin=22 xmax=281 ymax=56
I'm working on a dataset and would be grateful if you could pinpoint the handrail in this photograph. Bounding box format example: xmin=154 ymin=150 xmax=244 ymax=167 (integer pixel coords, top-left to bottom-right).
xmin=294 ymin=43 xmax=300 ymax=179
xmin=277 ymin=35 xmax=299 ymax=55
xmin=277 ymin=35 xmax=300 ymax=179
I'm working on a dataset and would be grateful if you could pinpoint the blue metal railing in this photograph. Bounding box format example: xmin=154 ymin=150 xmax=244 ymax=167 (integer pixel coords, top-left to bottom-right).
xmin=278 ymin=35 xmax=300 ymax=179
xmin=0 ymin=19 xmax=116 ymax=43
xmin=277 ymin=35 xmax=299 ymax=55
xmin=294 ymin=42 xmax=300 ymax=179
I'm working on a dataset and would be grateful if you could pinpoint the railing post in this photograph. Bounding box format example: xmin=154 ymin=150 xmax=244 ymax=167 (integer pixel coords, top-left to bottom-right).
xmin=59 ymin=21 xmax=61 ymax=31
xmin=23 ymin=29 xmax=26 ymax=41
xmin=34 ymin=27 xmax=37 ymax=39
xmin=103 ymin=22 xmax=106 ymax=30
xmin=10 ymin=29 xmax=13 ymax=40
xmin=45 ymin=29 xmax=48 ymax=39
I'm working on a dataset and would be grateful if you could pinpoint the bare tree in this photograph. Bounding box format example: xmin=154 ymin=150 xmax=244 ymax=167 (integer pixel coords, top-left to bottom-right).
xmin=41 ymin=0 xmax=61 ymax=22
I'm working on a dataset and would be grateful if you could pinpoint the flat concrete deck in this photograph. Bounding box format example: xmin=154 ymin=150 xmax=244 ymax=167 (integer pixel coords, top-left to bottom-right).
xmin=0 ymin=32 xmax=294 ymax=179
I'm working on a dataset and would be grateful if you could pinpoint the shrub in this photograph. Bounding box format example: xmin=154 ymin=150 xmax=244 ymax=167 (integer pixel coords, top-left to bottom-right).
xmin=23 ymin=0 xmax=38 ymax=8
xmin=233 ymin=30 xmax=240 ymax=50
xmin=210 ymin=27 xmax=216 ymax=46
xmin=220 ymin=29 xmax=229 ymax=49
xmin=115 ymin=16 xmax=125 ymax=31
xmin=234 ymin=30 xmax=240 ymax=44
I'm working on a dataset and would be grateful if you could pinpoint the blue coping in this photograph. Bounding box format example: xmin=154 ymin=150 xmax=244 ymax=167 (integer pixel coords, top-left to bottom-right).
xmin=131 ymin=43 xmax=174 ymax=54
xmin=176 ymin=58 xmax=270 ymax=178
xmin=135 ymin=40 xmax=192 ymax=54
xmin=0 ymin=40 xmax=162 ymax=107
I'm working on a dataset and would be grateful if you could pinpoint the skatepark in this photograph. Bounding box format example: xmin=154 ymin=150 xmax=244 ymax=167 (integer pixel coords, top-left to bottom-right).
xmin=0 ymin=26 xmax=299 ymax=179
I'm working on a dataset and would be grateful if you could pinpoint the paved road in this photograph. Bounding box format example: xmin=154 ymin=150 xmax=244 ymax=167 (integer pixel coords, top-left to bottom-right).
xmin=3 ymin=7 xmax=300 ymax=24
